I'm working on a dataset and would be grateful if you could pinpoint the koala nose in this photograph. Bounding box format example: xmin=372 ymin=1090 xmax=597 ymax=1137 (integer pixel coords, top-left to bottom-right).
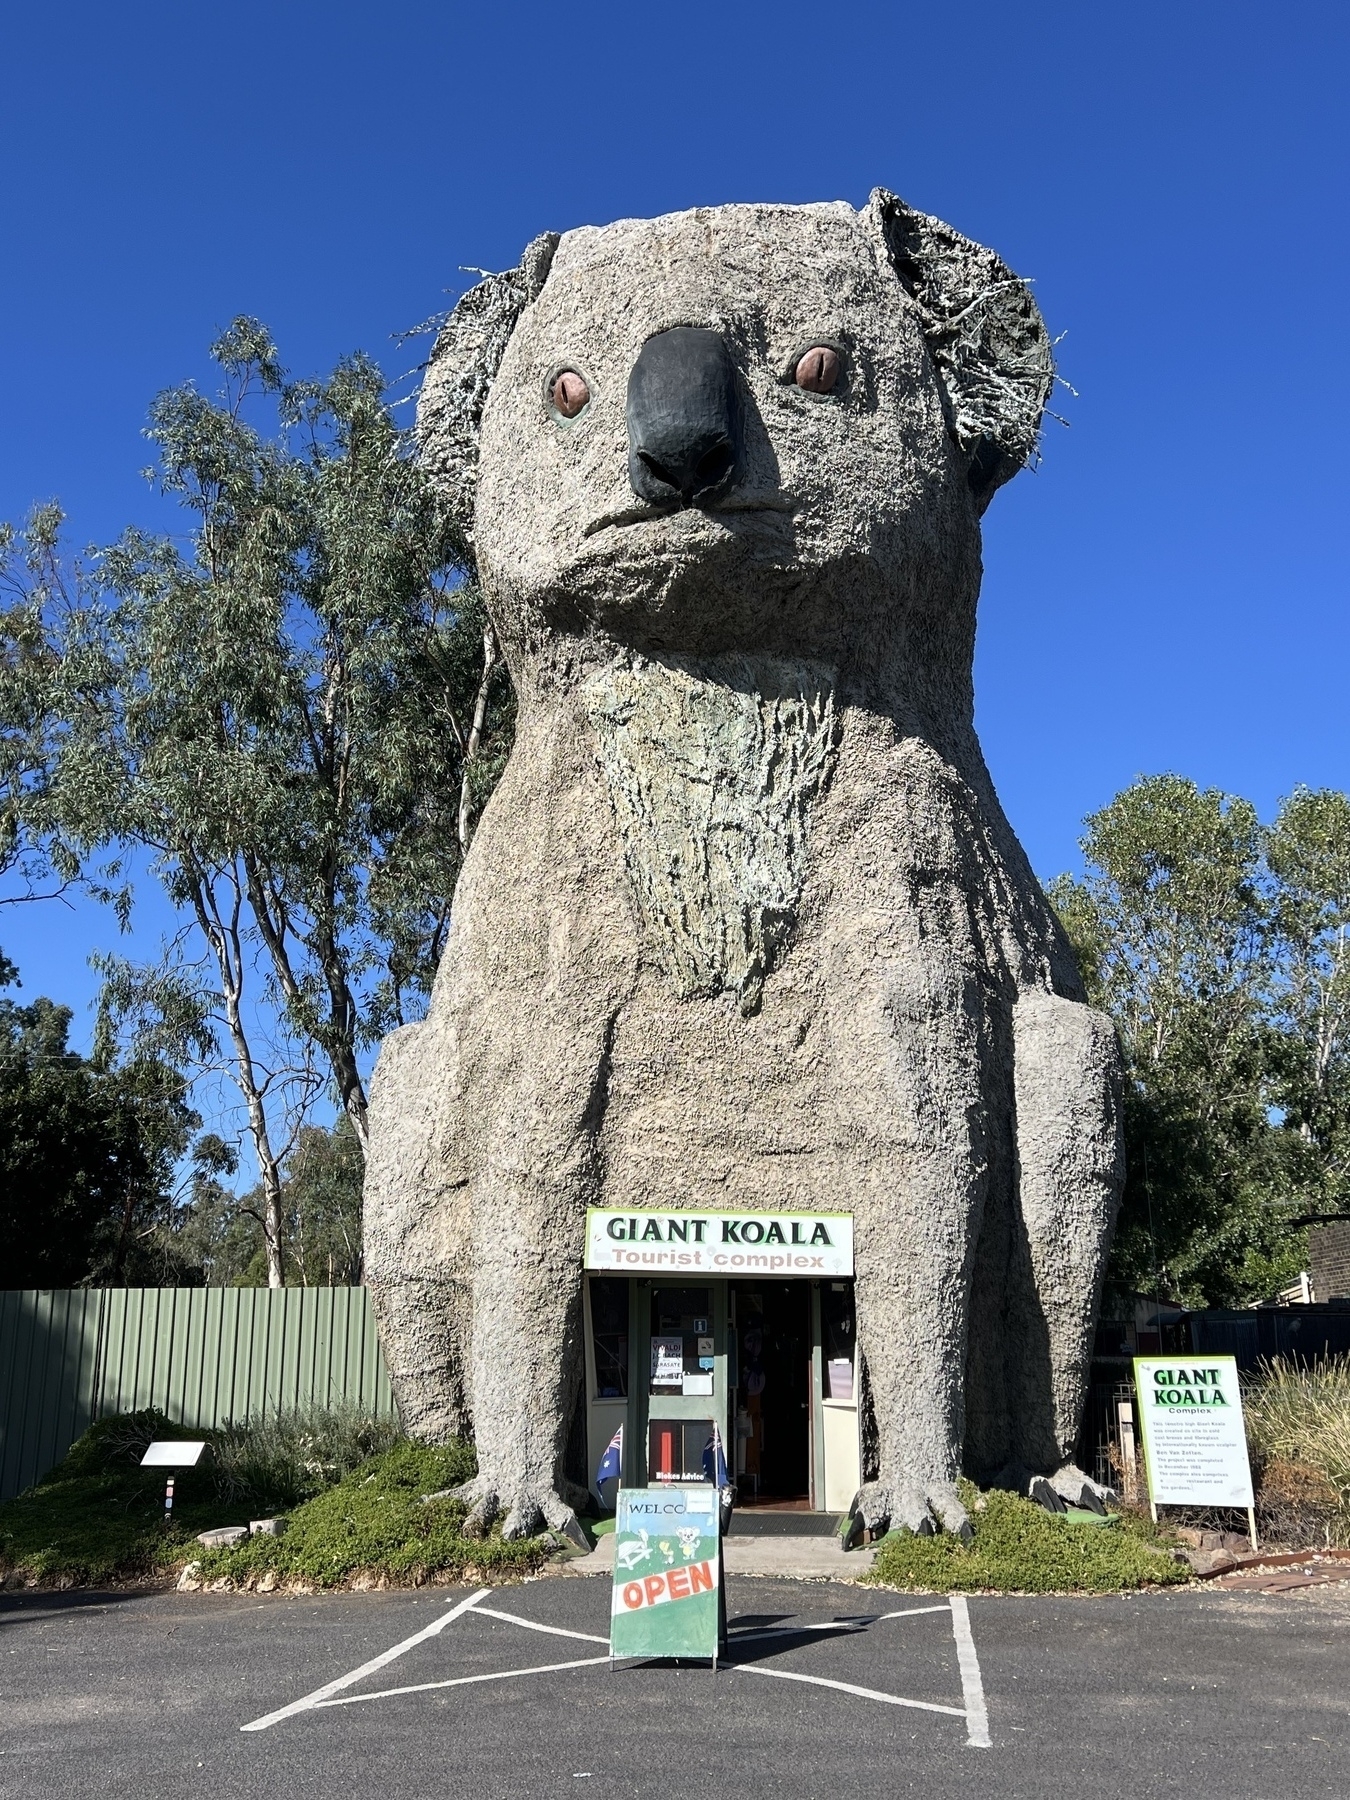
xmin=626 ymin=327 xmax=742 ymax=508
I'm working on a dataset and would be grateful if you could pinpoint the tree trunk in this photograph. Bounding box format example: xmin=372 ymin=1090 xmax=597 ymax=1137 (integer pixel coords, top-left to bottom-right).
xmin=458 ymin=622 xmax=499 ymax=855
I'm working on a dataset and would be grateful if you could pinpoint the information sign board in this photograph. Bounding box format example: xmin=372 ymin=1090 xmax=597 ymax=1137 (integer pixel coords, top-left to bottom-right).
xmin=585 ymin=1208 xmax=853 ymax=1278
xmin=1133 ymin=1356 xmax=1254 ymax=1508
xmin=140 ymin=1441 xmax=206 ymax=1467
xmin=610 ymin=1486 xmax=720 ymax=1662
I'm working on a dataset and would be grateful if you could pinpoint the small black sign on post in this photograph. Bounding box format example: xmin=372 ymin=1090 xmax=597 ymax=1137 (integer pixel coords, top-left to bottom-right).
xmin=140 ymin=1441 xmax=206 ymax=1525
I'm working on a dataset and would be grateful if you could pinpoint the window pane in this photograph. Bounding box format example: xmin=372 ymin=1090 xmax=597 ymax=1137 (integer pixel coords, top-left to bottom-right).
xmin=822 ymin=1280 xmax=855 ymax=1400
xmin=649 ymin=1287 xmax=712 ymax=1395
xmin=648 ymin=1418 xmax=715 ymax=1483
xmin=589 ymin=1277 xmax=629 ymax=1398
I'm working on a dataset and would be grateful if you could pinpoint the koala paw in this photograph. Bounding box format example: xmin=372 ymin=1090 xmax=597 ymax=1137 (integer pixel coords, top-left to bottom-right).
xmin=855 ymin=1477 xmax=972 ymax=1542
xmin=452 ymin=1476 xmax=588 ymax=1549
xmin=1045 ymin=1463 xmax=1117 ymax=1514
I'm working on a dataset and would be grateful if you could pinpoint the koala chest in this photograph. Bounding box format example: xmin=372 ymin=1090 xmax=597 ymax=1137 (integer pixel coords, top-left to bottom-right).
xmin=581 ymin=650 xmax=839 ymax=1017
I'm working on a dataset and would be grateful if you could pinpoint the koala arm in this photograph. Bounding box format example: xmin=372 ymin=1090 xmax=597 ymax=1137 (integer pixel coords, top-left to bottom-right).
xmin=1006 ymin=988 xmax=1125 ymax=1472
xmin=363 ymin=1013 xmax=475 ymax=1443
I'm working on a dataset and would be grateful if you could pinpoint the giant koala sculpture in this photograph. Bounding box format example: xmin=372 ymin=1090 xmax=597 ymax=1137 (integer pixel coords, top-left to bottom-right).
xmin=364 ymin=193 xmax=1124 ymax=1544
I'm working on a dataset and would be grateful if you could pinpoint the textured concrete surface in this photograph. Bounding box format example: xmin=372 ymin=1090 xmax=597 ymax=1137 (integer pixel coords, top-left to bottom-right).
xmin=3 ymin=1582 xmax=1347 ymax=1800
xmin=364 ymin=193 xmax=1125 ymax=1546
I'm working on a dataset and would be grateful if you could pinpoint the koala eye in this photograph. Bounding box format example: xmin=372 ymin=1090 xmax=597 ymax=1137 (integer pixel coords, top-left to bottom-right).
xmin=793 ymin=346 xmax=841 ymax=394
xmin=549 ymin=369 xmax=590 ymax=420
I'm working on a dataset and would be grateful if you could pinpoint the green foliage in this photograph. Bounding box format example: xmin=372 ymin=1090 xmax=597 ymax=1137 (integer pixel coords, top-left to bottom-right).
xmin=0 ymin=1407 xmax=468 ymax=1588
xmin=209 ymin=1402 xmax=404 ymax=1509
xmin=163 ymin=1116 xmax=364 ymax=1286
xmin=193 ymin=1440 xmax=543 ymax=1589
xmin=863 ymin=1482 xmax=1186 ymax=1594
xmin=0 ymin=969 xmax=201 ymax=1287
xmin=1245 ymin=1356 xmax=1350 ymax=1545
xmin=0 ymin=323 xmax=516 ymax=1282
xmin=1 ymin=1409 xmax=246 ymax=1586
xmin=1051 ymin=775 xmax=1350 ymax=1305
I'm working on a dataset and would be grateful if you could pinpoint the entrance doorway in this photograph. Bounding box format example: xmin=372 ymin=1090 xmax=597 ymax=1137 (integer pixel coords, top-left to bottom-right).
xmin=731 ymin=1282 xmax=811 ymax=1504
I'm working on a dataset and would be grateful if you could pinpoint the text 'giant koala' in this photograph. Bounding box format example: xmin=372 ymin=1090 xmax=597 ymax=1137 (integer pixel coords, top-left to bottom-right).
xmin=365 ymin=193 xmax=1124 ymax=1543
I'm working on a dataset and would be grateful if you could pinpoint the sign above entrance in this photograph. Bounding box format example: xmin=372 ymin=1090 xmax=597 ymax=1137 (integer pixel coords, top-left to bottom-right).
xmin=585 ymin=1209 xmax=854 ymax=1278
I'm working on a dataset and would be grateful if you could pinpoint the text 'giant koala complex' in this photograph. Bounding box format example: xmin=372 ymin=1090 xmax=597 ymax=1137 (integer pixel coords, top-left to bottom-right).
xmin=364 ymin=192 xmax=1124 ymax=1544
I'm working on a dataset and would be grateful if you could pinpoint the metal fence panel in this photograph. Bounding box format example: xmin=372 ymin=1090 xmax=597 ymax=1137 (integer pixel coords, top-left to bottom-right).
xmin=0 ymin=1288 xmax=396 ymax=1500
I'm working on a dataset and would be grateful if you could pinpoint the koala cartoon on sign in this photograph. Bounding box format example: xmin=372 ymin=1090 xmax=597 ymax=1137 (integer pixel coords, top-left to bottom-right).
xmin=364 ymin=193 xmax=1124 ymax=1546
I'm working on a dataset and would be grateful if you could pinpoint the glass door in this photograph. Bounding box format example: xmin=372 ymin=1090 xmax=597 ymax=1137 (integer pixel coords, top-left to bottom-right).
xmin=637 ymin=1281 xmax=728 ymax=1486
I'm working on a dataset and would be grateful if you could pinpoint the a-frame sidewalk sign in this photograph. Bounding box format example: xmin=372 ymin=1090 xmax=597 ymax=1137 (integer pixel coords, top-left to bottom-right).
xmin=609 ymin=1484 xmax=727 ymax=1666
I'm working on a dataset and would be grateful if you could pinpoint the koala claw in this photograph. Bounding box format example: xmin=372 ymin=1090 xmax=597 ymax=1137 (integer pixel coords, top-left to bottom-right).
xmin=459 ymin=1485 xmax=500 ymax=1540
xmin=856 ymin=1477 xmax=971 ymax=1541
xmin=1046 ymin=1463 xmax=1117 ymax=1512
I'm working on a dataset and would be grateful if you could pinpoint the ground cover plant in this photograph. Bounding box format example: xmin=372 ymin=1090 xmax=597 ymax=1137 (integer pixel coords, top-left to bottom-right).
xmin=0 ymin=1408 xmax=251 ymax=1586
xmin=0 ymin=1407 xmax=545 ymax=1590
xmin=189 ymin=1440 xmax=546 ymax=1590
xmin=862 ymin=1481 xmax=1187 ymax=1594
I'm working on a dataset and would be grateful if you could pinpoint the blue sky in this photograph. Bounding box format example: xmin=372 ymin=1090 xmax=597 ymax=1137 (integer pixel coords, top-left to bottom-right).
xmin=2 ymin=0 xmax=1346 ymax=1065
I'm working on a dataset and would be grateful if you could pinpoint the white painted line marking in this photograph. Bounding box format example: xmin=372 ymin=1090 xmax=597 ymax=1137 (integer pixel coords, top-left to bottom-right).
xmin=473 ymin=1606 xmax=609 ymax=1646
xmin=310 ymin=1655 xmax=611 ymax=1708
xmin=876 ymin=1606 xmax=951 ymax=1620
xmin=949 ymin=1594 xmax=990 ymax=1748
xmin=735 ymin=1663 xmax=967 ymax=1718
xmin=239 ymin=1588 xmax=490 ymax=1732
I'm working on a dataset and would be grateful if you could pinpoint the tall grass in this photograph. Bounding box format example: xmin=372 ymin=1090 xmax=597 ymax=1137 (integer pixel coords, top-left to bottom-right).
xmin=1244 ymin=1356 xmax=1350 ymax=1546
xmin=209 ymin=1404 xmax=405 ymax=1510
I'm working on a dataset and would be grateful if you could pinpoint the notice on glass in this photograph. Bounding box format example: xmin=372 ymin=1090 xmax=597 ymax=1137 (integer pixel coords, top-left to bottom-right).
xmin=652 ymin=1338 xmax=685 ymax=1385
xmin=1133 ymin=1356 xmax=1254 ymax=1507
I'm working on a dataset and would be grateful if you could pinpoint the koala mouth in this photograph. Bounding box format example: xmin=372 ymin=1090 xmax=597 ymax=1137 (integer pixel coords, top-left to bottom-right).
xmin=582 ymin=493 xmax=795 ymax=540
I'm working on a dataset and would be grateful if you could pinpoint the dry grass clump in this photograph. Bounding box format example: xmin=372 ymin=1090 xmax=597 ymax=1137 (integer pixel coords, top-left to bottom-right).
xmin=1245 ymin=1356 xmax=1350 ymax=1547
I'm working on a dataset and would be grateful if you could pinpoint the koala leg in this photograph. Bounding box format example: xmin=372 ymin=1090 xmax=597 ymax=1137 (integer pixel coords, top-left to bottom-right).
xmin=1004 ymin=989 xmax=1124 ymax=1492
xmin=364 ymin=1014 xmax=474 ymax=1442
xmin=847 ymin=948 xmax=991 ymax=1542
xmin=454 ymin=1015 xmax=615 ymax=1548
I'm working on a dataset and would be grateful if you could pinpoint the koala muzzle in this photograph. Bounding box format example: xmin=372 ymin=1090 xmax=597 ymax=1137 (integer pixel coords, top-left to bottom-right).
xmin=626 ymin=327 xmax=742 ymax=510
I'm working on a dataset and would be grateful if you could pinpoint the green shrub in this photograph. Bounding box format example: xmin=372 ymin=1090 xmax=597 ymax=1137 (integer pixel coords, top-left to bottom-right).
xmin=192 ymin=1440 xmax=541 ymax=1589
xmin=0 ymin=1408 xmax=468 ymax=1588
xmin=1245 ymin=1356 xmax=1350 ymax=1546
xmin=2 ymin=1409 xmax=241 ymax=1586
xmin=209 ymin=1403 xmax=405 ymax=1509
xmin=863 ymin=1482 xmax=1187 ymax=1594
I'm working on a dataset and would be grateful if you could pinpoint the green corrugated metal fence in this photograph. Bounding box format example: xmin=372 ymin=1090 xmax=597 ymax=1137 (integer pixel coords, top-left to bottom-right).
xmin=0 ymin=1287 xmax=396 ymax=1501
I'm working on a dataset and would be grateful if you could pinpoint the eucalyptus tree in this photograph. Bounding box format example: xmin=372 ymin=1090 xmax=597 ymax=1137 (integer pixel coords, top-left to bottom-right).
xmin=0 ymin=322 xmax=513 ymax=1282
xmin=1050 ymin=775 xmax=1280 ymax=1304
xmin=1266 ymin=787 xmax=1350 ymax=1222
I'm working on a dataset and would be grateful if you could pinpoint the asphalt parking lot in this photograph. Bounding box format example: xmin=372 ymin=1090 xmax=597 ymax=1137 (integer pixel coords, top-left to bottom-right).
xmin=2 ymin=1574 xmax=1347 ymax=1800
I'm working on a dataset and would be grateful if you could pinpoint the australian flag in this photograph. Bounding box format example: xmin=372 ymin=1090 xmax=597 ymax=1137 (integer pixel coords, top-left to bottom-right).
xmin=596 ymin=1425 xmax=623 ymax=1489
xmin=701 ymin=1422 xmax=729 ymax=1490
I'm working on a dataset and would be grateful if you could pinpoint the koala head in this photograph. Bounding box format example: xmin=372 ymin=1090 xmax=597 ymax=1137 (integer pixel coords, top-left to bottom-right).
xmin=418 ymin=193 xmax=1052 ymax=700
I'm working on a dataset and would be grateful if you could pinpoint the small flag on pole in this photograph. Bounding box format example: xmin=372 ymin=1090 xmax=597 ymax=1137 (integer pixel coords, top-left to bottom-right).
xmin=596 ymin=1424 xmax=623 ymax=1489
xmin=702 ymin=1422 xmax=729 ymax=1490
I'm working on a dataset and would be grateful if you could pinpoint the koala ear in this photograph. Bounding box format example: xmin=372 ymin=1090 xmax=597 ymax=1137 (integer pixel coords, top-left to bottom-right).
xmin=863 ymin=189 xmax=1054 ymax=512
xmin=416 ymin=231 xmax=561 ymax=552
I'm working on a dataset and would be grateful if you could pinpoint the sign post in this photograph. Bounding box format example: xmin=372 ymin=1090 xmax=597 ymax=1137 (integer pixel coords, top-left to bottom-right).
xmin=609 ymin=1485 xmax=723 ymax=1666
xmin=140 ymin=1440 xmax=206 ymax=1525
xmin=1132 ymin=1357 xmax=1257 ymax=1552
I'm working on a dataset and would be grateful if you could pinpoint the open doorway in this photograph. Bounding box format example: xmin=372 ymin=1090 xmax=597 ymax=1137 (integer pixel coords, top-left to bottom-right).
xmin=730 ymin=1281 xmax=811 ymax=1505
